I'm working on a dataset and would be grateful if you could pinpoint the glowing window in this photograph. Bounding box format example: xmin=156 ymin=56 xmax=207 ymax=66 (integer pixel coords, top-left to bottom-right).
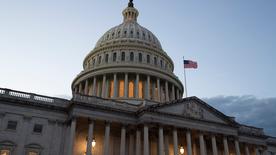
xmin=28 ymin=152 xmax=38 ymax=155
xmin=119 ymin=80 xmax=124 ymax=97
xmin=128 ymin=80 xmax=134 ymax=98
xmin=0 ymin=150 xmax=10 ymax=155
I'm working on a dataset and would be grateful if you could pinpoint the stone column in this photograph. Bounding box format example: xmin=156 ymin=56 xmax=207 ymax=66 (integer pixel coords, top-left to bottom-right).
xmin=186 ymin=130 xmax=192 ymax=155
xmin=165 ymin=81 xmax=169 ymax=102
xmin=143 ymin=125 xmax=149 ymax=155
xmin=211 ymin=135 xmax=218 ymax=155
xmin=92 ymin=77 xmax=97 ymax=96
xmin=113 ymin=74 xmax=118 ymax=98
xmin=199 ymin=133 xmax=206 ymax=155
xmin=157 ymin=78 xmax=161 ymax=102
xmin=135 ymin=74 xmax=139 ymax=98
xmin=245 ymin=145 xmax=250 ymax=155
xmin=16 ymin=116 xmax=31 ymax=155
xmin=86 ymin=120 xmax=94 ymax=155
xmin=235 ymin=139 xmax=241 ymax=155
xmin=120 ymin=126 xmax=126 ymax=155
xmin=171 ymin=85 xmax=175 ymax=100
xmin=124 ymin=73 xmax=128 ymax=98
xmin=85 ymin=80 xmax=89 ymax=95
xmin=68 ymin=118 xmax=77 ymax=155
xmin=146 ymin=75 xmax=151 ymax=100
xmin=192 ymin=141 xmax=197 ymax=155
xmin=158 ymin=126 xmax=164 ymax=155
xmin=176 ymin=89 xmax=180 ymax=99
xmin=79 ymin=82 xmax=83 ymax=94
xmin=129 ymin=133 xmax=134 ymax=155
xmin=164 ymin=135 xmax=169 ymax=155
xmin=255 ymin=148 xmax=261 ymax=155
xmin=136 ymin=129 xmax=141 ymax=155
xmin=101 ymin=75 xmax=106 ymax=97
xmin=173 ymin=128 xmax=178 ymax=155
xmin=103 ymin=122 xmax=111 ymax=155
xmin=223 ymin=136 xmax=230 ymax=155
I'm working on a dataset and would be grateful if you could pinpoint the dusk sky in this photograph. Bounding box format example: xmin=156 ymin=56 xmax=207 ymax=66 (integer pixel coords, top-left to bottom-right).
xmin=0 ymin=1 xmax=275 ymax=136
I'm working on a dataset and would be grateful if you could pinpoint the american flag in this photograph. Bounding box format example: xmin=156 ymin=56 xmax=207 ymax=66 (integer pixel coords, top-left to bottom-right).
xmin=184 ymin=60 xmax=198 ymax=69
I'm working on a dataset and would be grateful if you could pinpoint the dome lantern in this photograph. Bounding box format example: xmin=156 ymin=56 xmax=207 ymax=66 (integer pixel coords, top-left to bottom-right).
xmin=123 ymin=0 xmax=139 ymax=22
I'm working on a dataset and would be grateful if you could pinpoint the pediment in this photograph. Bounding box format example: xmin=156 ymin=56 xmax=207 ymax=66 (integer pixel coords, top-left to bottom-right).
xmin=154 ymin=97 xmax=235 ymax=125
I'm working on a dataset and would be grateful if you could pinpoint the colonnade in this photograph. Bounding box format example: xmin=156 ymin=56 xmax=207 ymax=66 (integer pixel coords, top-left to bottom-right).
xmin=74 ymin=73 xmax=183 ymax=102
xmin=67 ymin=119 xmax=266 ymax=155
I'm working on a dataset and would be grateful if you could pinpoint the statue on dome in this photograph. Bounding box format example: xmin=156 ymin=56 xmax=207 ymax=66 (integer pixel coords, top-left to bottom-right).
xmin=128 ymin=0 xmax=134 ymax=7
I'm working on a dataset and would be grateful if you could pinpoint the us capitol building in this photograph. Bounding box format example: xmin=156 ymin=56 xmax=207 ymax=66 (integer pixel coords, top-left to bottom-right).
xmin=0 ymin=1 xmax=275 ymax=155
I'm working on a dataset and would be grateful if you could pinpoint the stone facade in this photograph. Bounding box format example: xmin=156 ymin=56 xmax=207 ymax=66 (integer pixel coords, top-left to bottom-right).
xmin=0 ymin=1 xmax=275 ymax=155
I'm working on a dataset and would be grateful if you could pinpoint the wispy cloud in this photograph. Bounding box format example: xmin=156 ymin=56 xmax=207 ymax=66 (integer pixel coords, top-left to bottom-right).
xmin=203 ymin=96 xmax=276 ymax=137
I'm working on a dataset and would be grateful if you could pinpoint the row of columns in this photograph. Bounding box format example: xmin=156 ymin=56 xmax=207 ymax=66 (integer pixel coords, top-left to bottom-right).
xmin=75 ymin=73 xmax=183 ymax=102
xmin=67 ymin=119 xmax=265 ymax=155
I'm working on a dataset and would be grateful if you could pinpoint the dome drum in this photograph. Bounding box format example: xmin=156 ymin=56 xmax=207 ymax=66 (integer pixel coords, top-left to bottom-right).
xmin=72 ymin=72 xmax=183 ymax=104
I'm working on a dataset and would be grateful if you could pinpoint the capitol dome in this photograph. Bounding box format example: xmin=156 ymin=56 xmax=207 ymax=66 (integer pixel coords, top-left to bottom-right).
xmin=72 ymin=1 xmax=184 ymax=104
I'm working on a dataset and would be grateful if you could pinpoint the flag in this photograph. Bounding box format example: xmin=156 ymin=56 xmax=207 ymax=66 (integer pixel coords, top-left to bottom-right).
xmin=184 ymin=60 xmax=198 ymax=69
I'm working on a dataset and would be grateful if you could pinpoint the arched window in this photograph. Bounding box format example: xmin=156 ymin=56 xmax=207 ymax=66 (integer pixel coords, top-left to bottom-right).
xmin=113 ymin=53 xmax=117 ymax=62
xmin=154 ymin=57 xmax=157 ymax=65
xmin=105 ymin=54 xmax=109 ymax=63
xmin=130 ymin=52 xmax=134 ymax=61
xmin=128 ymin=80 xmax=134 ymax=98
xmin=139 ymin=53 xmax=142 ymax=62
xmin=147 ymin=55 xmax=150 ymax=63
xmin=119 ymin=80 xmax=124 ymax=97
xmin=98 ymin=56 xmax=102 ymax=64
xmin=121 ymin=52 xmax=125 ymax=61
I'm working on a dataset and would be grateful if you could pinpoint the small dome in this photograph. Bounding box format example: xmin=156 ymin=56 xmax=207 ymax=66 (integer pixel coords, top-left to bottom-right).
xmin=94 ymin=4 xmax=163 ymax=51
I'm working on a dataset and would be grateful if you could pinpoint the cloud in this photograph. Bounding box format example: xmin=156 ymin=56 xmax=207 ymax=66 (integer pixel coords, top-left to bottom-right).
xmin=203 ymin=95 xmax=276 ymax=137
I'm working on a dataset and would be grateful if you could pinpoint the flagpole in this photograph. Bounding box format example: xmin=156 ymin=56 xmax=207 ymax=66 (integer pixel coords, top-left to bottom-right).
xmin=183 ymin=56 xmax=188 ymax=98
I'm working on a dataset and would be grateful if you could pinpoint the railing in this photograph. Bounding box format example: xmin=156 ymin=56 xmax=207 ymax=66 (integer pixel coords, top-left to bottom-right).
xmin=0 ymin=88 xmax=69 ymax=107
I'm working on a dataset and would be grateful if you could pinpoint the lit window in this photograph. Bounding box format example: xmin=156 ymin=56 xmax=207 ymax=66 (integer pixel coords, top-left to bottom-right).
xmin=0 ymin=150 xmax=10 ymax=155
xmin=130 ymin=52 xmax=134 ymax=61
xmin=128 ymin=80 xmax=134 ymax=98
xmin=119 ymin=80 xmax=124 ymax=97
xmin=28 ymin=151 xmax=38 ymax=155
xmin=33 ymin=124 xmax=43 ymax=134
xmin=7 ymin=121 xmax=17 ymax=130
xmin=139 ymin=53 xmax=142 ymax=62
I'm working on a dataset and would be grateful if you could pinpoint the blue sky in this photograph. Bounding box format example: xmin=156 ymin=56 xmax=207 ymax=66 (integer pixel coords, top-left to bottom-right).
xmin=0 ymin=1 xmax=275 ymax=135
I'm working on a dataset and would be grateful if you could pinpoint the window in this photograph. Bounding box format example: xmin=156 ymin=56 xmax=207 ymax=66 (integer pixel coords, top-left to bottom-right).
xmin=130 ymin=52 xmax=134 ymax=61
xmin=98 ymin=56 xmax=102 ymax=64
xmin=28 ymin=151 xmax=38 ymax=155
xmin=121 ymin=52 xmax=125 ymax=61
xmin=33 ymin=124 xmax=43 ymax=134
xmin=105 ymin=54 xmax=109 ymax=63
xmin=6 ymin=121 xmax=17 ymax=130
xmin=139 ymin=53 xmax=142 ymax=62
xmin=0 ymin=150 xmax=10 ymax=155
xmin=160 ymin=60 xmax=163 ymax=68
xmin=92 ymin=59 xmax=95 ymax=66
xmin=147 ymin=55 xmax=150 ymax=63
xmin=113 ymin=53 xmax=117 ymax=62
xmin=154 ymin=57 xmax=157 ymax=65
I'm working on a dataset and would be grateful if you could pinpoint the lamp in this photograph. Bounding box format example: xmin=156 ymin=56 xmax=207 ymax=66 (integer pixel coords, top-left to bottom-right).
xmin=92 ymin=139 xmax=96 ymax=148
xmin=180 ymin=146 xmax=185 ymax=155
